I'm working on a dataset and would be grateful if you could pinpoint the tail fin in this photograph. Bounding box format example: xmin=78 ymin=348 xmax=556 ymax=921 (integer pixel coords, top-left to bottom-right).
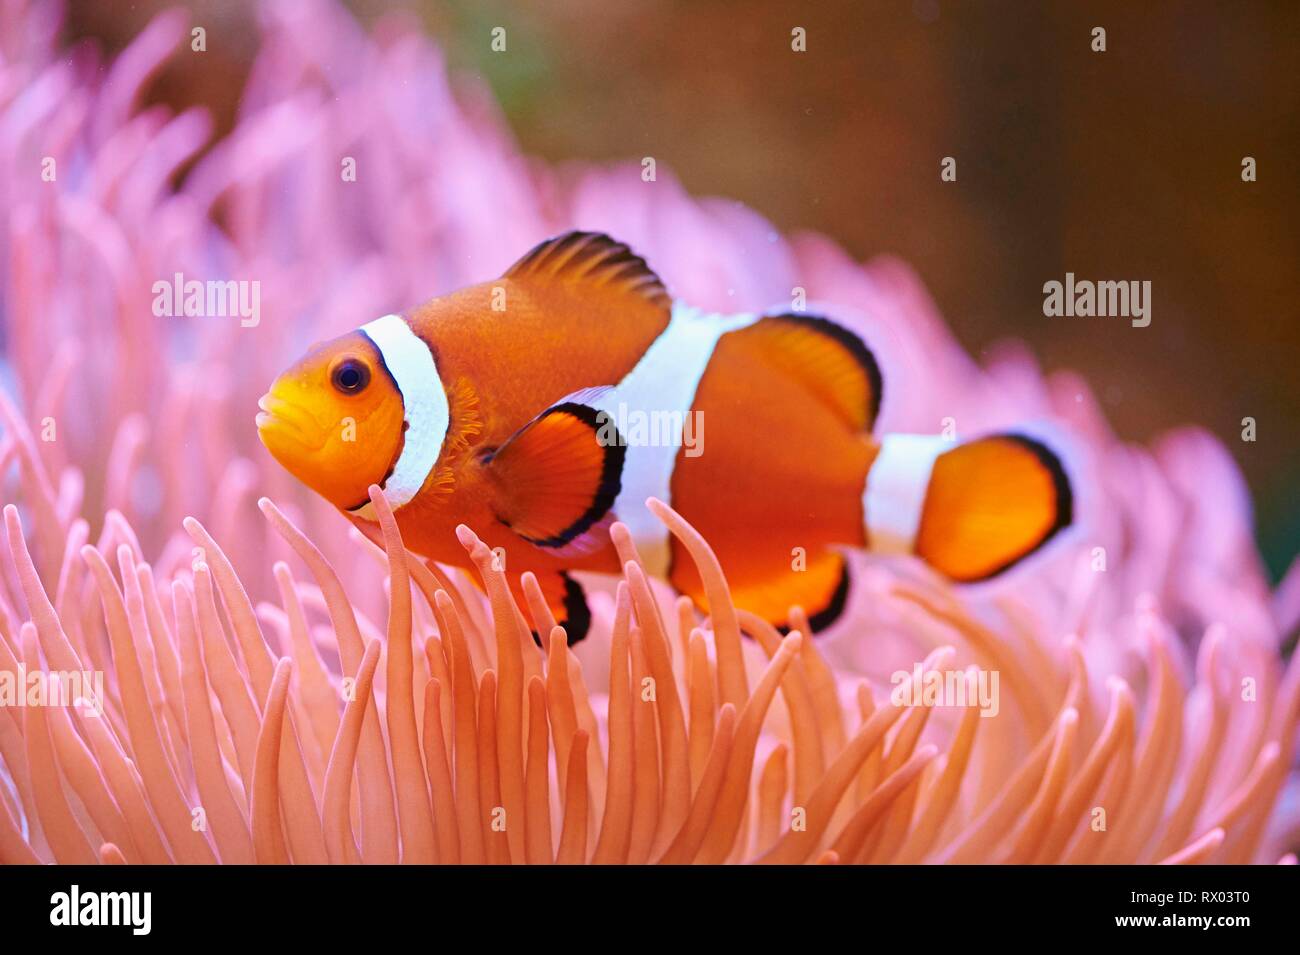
xmin=866 ymin=433 xmax=1073 ymax=581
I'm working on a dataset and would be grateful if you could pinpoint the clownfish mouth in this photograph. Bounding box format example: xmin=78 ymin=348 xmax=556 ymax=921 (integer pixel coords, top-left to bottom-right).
xmin=256 ymin=393 xmax=327 ymax=455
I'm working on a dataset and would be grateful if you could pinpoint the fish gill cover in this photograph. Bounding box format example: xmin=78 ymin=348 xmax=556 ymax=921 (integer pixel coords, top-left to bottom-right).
xmin=0 ymin=0 xmax=1295 ymax=867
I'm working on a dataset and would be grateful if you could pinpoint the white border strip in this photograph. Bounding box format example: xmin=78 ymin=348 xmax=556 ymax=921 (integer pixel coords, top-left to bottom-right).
xmin=863 ymin=434 xmax=949 ymax=554
xmin=595 ymin=302 xmax=760 ymax=576
xmin=349 ymin=314 xmax=448 ymax=519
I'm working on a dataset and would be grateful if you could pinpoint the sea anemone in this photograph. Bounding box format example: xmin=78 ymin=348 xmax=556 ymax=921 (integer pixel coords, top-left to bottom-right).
xmin=0 ymin=0 xmax=1296 ymax=864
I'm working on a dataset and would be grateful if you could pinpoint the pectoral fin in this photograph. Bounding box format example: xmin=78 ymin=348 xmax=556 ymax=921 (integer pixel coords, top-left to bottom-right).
xmin=485 ymin=393 xmax=625 ymax=549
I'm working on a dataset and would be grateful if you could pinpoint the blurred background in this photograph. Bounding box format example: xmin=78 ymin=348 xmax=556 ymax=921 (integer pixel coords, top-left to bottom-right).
xmin=66 ymin=0 xmax=1299 ymax=580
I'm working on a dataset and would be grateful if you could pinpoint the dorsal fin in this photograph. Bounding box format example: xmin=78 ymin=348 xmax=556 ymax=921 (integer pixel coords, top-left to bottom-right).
xmin=503 ymin=231 xmax=671 ymax=310
xmin=726 ymin=312 xmax=883 ymax=433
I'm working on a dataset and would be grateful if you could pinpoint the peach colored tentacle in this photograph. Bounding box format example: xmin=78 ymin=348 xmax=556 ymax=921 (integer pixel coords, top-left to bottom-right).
xmin=192 ymin=564 xmax=259 ymax=788
xmin=756 ymin=648 xmax=952 ymax=864
xmin=755 ymin=744 xmax=789 ymax=855
xmin=322 ymin=641 xmax=380 ymax=865
xmin=476 ymin=669 xmax=508 ymax=864
xmin=831 ymin=745 xmax=939 ymax=864
xmin=272 ymin=562 xmax=340 ymax=776
xmin=656 ymin=704 xmax=737 ymax=865
xmin=736 ymin=609 xmax=825 ymax=808
xmin=523 ymin=676 xmax=553 ymax=865
xmin=1158 ymin=827 xmax=1224 ymax=865
xmin=591 ymin=587 xmax=634 ymax=864
xmin=173 ymin=580 xmax=254 ymax=864
xmin=367 ymin=486 xmax=437 ymax=864
xmin=1003 ymin=709 xmax=1079 ymax=864
xmin=647 ymin=497 xmax=748 ymax=711
xmin=44 ymin=682 xmax=139 ymax=861
xmin=251 ymin=658 xmax=293 ymax=865
xmin=543 ymin=626 xmax=576 ymax=785
xmin=1035 ymin=680 xmax=1136 ymax=864
xmin=257 ymin=497 xmax=397 ymax=864
xmin=686 ymin=630 xmax=715 ymax=793
xmin=625 ymin=561 xmax=692 ymax=853
xmin=787 ymin=606 xmax=848 ymax=760
xmin=455 ymin=524 xmax=531 ymax=863
xmin=697 ymin=634 xmax=803 ymax=864
xmin=81 ymin=547 xmax=216 ymax=863
xmin=421 ymin=678 xmax=460 ymax=865
xmin=626 ymin=629 xmax=660 ymax=865
xmin=19 ymin=625 xmax=98 ymax=864
xmin=432 ymin=589 xmax=484 ymax=864
xmin=555 ymin=731 xmax=590 ymax=865
xmin=895 ymin=671 xmax=984 ymax=864
xmin=99 ymin=843 xmax=128 ymax=865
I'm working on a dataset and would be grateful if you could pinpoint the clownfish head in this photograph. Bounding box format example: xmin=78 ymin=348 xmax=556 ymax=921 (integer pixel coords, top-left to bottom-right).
xmin=256 ymin=314 xmax=450 ymax=515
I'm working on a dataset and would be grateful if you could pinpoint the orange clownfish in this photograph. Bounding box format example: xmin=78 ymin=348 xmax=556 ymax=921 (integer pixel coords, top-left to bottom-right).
xmin=257 ymin=232 xmax=1073 ymax=643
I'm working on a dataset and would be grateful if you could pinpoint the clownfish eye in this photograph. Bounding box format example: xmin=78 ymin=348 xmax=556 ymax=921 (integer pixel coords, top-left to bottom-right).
xmin=330 ymin=358 xmax=371 ymax=395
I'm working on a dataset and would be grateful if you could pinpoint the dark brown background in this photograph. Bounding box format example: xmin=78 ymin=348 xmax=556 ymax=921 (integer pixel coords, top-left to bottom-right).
xmin=67 ymin=0 xmax=1299 ymax=579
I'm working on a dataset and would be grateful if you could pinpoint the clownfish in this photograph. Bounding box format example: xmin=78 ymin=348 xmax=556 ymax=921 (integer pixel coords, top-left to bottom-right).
xmin=257 ymin=232 xmax=1072 ymax=643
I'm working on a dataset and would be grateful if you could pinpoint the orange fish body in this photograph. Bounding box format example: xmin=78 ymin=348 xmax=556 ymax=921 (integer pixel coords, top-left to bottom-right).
xmin=258 ymin=232 xmax=1072 ymax=642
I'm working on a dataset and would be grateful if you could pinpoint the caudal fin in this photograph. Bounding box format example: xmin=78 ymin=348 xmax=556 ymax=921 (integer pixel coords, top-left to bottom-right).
xmin=916 ymin=434 xmax=1072 ymax=580
xmin=866 ymin=433 xmax=1073 ymax=581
